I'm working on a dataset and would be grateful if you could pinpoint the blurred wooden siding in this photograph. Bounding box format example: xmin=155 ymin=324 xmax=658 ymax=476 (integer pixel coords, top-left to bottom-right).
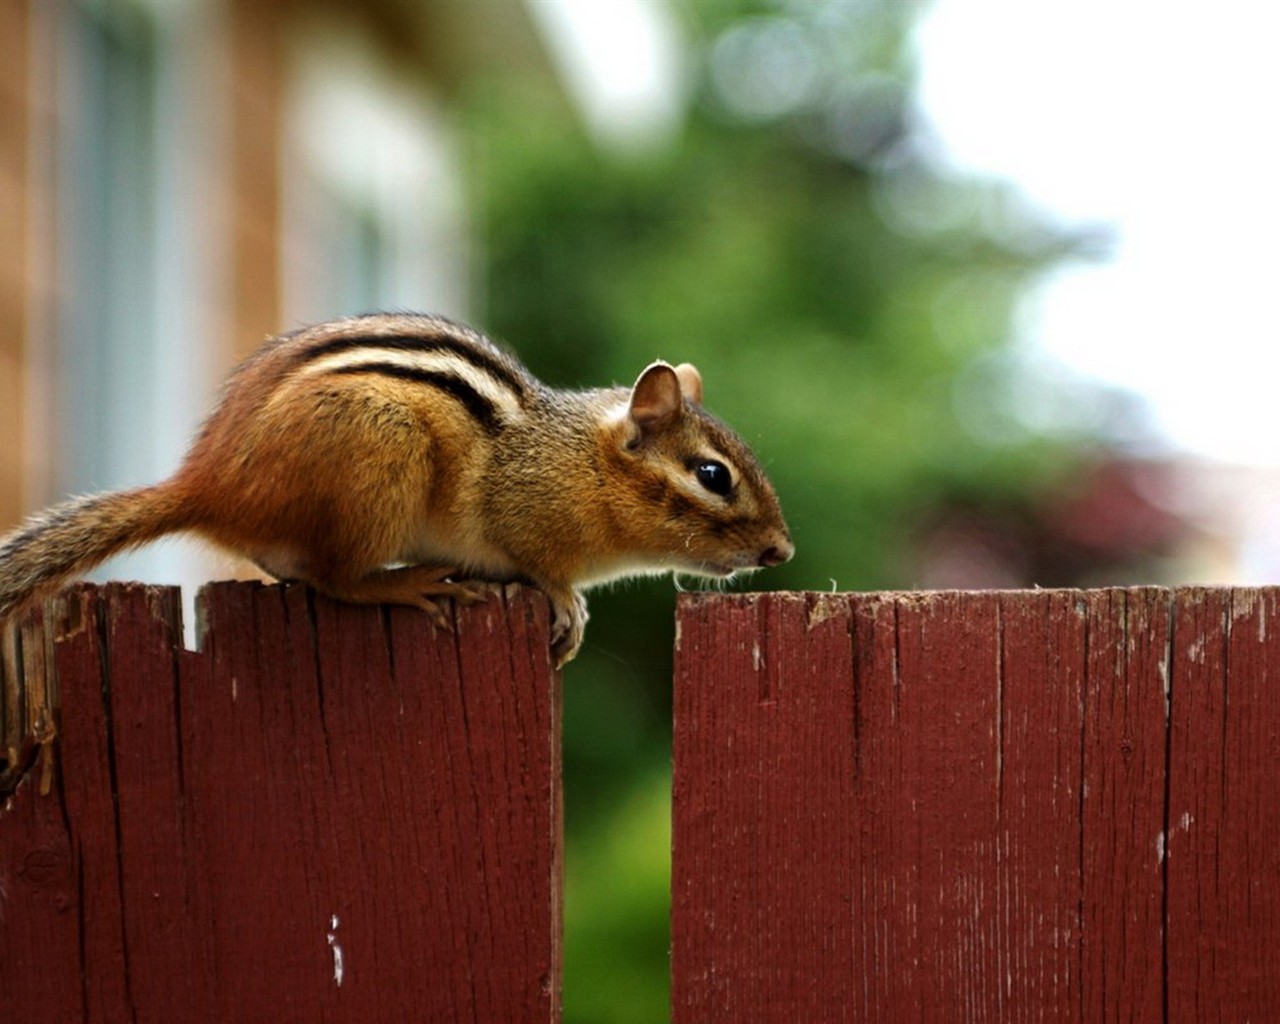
xmin=0 ymin=0 xmax=274 ymax=526
xmin=0 ymin=0 xmax=32 ymax=529
xmin=228 ymin=0 xmax=284 ymax=361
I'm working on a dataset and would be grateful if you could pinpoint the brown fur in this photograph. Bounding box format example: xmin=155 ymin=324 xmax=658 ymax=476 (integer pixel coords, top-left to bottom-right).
xmin=0 ymin=313 xmax=792 ymax=664
xmin=0 ymin=486 xmax=189 ymax=620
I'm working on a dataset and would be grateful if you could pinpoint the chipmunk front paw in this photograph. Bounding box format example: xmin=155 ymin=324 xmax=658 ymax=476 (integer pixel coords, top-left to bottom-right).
xmin=546 ymin=589 xmax=588 ymax=669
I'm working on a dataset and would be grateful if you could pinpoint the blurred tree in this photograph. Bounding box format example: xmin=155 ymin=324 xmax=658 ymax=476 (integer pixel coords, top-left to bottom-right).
xmin=456 ymin=1 xmax=1104 ymax=1021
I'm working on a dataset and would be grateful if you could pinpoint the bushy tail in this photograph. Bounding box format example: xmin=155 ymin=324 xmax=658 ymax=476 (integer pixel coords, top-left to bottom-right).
xmin=0 ymin=484 xmax=191 ymax=621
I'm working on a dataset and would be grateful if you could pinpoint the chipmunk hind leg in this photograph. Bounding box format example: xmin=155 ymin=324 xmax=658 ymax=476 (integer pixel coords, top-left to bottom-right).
xmin=186 ymin=382 xmax=494 ymax=627
xmin=310 ymin=565 xmax=491 ymax=630
xmin=249 ymin=469 xmax=491 ymax=629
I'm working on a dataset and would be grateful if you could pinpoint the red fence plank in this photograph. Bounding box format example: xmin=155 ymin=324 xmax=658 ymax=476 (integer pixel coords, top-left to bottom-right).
xmin=673 ymin=589 xmax=1280 ymax=1023
xmin=672 ymin=592 xmax=857 ymax=1020
xmin=1081 ymin=588 xmax=1169 ymax=1023
xmin=994 ymin=589 xmax=1085 ymax=1017
xmin=0 ymin=581 xmax=561 ymax=1023
xmin=1167 ymin=587 xmax=1280 ymax=1021
xmin=894 ymin=591 xmax=1004 ymax=1017
xmin=105 ymin=586 xmax=203 ymax=1016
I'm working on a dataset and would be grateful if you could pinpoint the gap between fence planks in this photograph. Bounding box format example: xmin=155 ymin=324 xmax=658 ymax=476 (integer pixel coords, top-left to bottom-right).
xmin=672 ymin=588 xmax=1280 ymax=1024
xmin=0 ymin=581 xmax=562 ymax=1023
xmin=6 ymin=585 xmax=1277 ymax=1022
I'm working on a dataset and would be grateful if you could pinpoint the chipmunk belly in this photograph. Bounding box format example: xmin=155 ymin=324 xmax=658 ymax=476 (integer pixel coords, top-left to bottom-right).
xmin=574 ymin=556 xmax=675 ymax=589
xmin=400 ymin=513 xmax=522 ymax=581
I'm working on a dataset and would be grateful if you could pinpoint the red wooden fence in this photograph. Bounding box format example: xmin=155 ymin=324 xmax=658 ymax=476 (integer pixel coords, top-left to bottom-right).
xmin=4 ymin=585 xmax=1279 ymax=1021
xmin=672 ymin=589 xmax=1280 ymax=1022
xmin=0 ymin=582 xmax=561 ymax=1023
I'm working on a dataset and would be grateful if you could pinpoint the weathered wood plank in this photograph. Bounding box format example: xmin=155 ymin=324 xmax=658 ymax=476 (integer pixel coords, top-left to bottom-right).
xmin=994 ymin=589 xmax=1086 ymax=1019
xmin=670 ymin=591 xmax=770 ymax=1019
xmin=671 ymin=593 xmax=857 ymax=1020
xmin=673 ymin=588 xmax=1280 ymax=1023
xmin=0 ymin=581 xmax=561 ymax=1022
xmin=845 ymin=590 xmax=898 ymax=1018
xmin=102 ymin=585 xmax=203 ymax=1017
xmin=47 ymin=588 xmax=135 ymax=1020
xmin=1080 ymin=588 xmax=1169 ymax=1023
xmin=0 ymin=605 xmax=85 ymax=1022
xmin=894 ymin=590 xmax=1004 ymax=1017
xmin=1167 ymin=587 xmax=1280 ymax=1021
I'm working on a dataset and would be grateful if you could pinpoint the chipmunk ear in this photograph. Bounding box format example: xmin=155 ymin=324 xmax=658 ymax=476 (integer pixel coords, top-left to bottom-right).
xmin=674 ymin=363 xmax=703 ymax=404
xmin=629 ymin=361 xmax=684 ymax=434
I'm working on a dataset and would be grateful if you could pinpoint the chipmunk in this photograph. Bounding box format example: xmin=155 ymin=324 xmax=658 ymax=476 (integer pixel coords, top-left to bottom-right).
xmin=0 ymin=313 xmax=793 ymax=666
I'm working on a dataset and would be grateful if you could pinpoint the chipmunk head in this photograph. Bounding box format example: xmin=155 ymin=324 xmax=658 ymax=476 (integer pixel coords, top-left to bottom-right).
xmin=608 ymin=360 xmax=793 ymax=580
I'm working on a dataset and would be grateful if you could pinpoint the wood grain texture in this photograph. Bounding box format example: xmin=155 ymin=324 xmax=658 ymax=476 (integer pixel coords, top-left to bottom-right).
xmin=1081 ymin=588 xmax=1168 ymax=1023
xmin=1166 ymin=588 xmax=1280 ymax=1022
xmin=672 ymin=589 xmax=1280 ymax=1023
xmin=0 ymin=581 xmax=561 ymax=1023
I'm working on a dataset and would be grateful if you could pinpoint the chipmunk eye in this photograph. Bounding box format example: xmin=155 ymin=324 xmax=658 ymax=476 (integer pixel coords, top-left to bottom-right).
xmin=694 ymin=460 xmax=732 ymax=497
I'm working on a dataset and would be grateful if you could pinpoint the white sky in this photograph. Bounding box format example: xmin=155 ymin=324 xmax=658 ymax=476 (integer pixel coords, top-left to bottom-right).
xmin=914 ymin=0 xmax=1280 ymax=464
xmin=526 ymin=0 xmax=686 ymax=153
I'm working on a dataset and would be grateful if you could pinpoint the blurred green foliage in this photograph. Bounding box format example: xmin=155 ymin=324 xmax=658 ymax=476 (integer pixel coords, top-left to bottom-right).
xmin=457 ymin=1 xmax=1083 ymax=1021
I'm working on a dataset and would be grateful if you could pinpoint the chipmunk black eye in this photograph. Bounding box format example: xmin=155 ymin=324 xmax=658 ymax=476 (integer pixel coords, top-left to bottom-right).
xmin=695 ymin=460 xmax=732 ymax=496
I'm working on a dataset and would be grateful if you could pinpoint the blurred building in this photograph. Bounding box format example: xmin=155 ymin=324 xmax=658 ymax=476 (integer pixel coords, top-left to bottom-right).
xmin=909 ymin=453 xmax=1280 ymax=591
xmin=0 ymin=0 xmax=568 ymax=592
xmin=910 ymin=456 xmax=1193 ymax=590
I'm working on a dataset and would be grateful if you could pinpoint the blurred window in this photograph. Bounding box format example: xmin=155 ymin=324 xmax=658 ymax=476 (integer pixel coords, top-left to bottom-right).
xmin=54 ymin=0 xmax=160 ymax=494
xmin=283 ymin=24 xmax=469 ymax=324
xmin=50 ymin=0 xmax=217 ymax=592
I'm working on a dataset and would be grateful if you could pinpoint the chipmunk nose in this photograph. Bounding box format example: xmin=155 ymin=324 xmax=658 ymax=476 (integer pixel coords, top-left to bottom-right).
xmin=758 ymin=537 xmax=794 ymax=567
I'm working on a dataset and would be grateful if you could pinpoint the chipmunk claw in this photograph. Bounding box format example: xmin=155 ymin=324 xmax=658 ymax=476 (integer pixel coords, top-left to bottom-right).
xmin=414 ymin=597 xmax=455 ymax=632
xmin=321 ymin=564 xmax=495 ymax=630
xmin=448 ymin=580 xmax=493 ymax=606
xmin=407 ymin=571 xmax=497 ymax=631
xmin=547 ymin=589 xmax=588 ymax=669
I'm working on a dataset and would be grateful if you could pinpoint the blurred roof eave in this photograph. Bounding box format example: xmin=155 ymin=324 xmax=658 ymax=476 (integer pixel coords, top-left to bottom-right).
xmin=308 ymin=0 xmax=687 ymax=156
xmin=306 ymin=0 xmax=559 ymax=95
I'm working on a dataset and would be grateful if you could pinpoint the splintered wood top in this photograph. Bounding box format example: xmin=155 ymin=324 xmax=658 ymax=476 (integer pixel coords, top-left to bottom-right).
xmin=0 ymin=581 xmax=562 ymax=1023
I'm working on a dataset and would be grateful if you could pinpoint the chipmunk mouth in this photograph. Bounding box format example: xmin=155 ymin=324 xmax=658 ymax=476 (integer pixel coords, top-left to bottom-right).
xmin=689 ymin=559 xmax=756 ymax=579
xmin=675 ymin=559 xmax=732 ymax=578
